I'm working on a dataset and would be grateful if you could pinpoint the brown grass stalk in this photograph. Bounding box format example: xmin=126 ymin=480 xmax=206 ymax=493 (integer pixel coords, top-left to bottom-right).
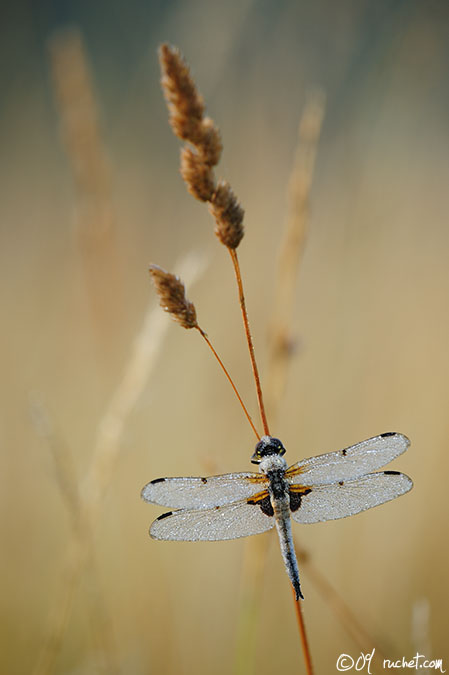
xmin=149 ymin=264 xmax=260 ymax=439
xmin=297 ymin=544 xmax=389 ymax=667
xmin=159 ymin=43 xmax=267 ymax=434
xmin=229 ymin=248 xmax=270 ymax=435
xmin=32 ymin=253 xmax=207 ymax=675
xmin=233 ymin=93 xmax=325 ymax=675
xmin=48 ymin=28 xmax=123 ymax=361
xmin=159 ymin=42 xmax=313 ymax=673
xmin=198 ymin=327 xmax=261 ymax=440
xmin=262 ymin=91 xmax=390 ymax=669
xmin=233 ymin=534 xmax=272 ymax=675
xmin=265 ymin=89 xmax=326 ymax=420
xmin=240 ymin=89 xmax=389 ymax=672
xmin=293 ymin=590 xmax=314 ymax=674
xmin=30 ymin=400 xmax=120 ymax=675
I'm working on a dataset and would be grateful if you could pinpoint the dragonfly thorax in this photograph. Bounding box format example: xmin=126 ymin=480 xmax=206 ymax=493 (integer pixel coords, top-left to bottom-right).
xmin=258 ymin=453 xmax=288 ymax=475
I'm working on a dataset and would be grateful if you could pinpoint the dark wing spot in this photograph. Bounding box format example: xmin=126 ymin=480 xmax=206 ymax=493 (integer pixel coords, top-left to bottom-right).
xmin=289 ymin=488 xmax=312 ymax=512
xmin=201 ymin=477 xmax=208 ymax=484
xmin=247 ymin=494 xmax=274 ymax=517
xmin=384 ymin=470 xmax=401 ymax=475
xmin=342 ymin=448 xmax=347 ymax=456
xmin=156 ymin=511 xmax=173 ymax=520
xmin=289 ymin=491 xmax=302 ymax=512
xmin=151 ymin=477 xmax=166 ymax=484
xmin=338 ymin=481 xmax=344 ymax=486
xmin=259 ymin=496 xmax=274 ymax=517
xmin=380 ymin=432 xmax=396 ymax=438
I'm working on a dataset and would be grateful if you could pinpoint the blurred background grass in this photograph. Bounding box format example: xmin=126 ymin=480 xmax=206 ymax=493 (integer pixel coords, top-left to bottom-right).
xmin=1 ymin=0 xmax=449 ymax=673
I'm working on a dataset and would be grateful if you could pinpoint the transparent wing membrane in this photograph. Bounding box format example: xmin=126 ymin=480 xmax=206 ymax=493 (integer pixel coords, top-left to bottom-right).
xmin=142 ymin=472 xmax=265 ymax=510
xmin=287 ymin=433 xmax=410 ymax=486
xmin=150 ymin=499 xmax=275 ymax=541
xmin=291 ymin=471 xmax=413 ymax=524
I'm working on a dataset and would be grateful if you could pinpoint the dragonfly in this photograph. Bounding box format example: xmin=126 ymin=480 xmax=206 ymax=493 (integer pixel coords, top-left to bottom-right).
xmin=141 ymin=432 xmax=412 ymax=600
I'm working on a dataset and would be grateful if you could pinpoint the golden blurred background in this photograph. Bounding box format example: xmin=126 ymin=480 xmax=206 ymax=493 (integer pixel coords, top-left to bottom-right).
xmin=2 ymin=1 xmax=449 ymax=673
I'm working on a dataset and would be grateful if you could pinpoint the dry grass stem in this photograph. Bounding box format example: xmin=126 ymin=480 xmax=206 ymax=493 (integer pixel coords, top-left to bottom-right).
xmin=160 ymin=43 xmax=312 ymax=672
xmin=83 ymin=253 xmax=207 ymax=516
xmin=196 ymin=327 xmax=261 ymax=440
xmin=233 ymin=534 xmax=272 ymax=675
xmin=33 ymin=538 xmax=89 ymax=675
xmin=30 ymin=403 xmax=120 ymax=675
xmin=234 ymin=93 xmax=325 ymax=675
xmin=32 ymin=253 xmax=207 ymax=675
xmin=297 ymin=544 xmax=388 ymax=667
xmin=159 ymin=44 xmax=268 ymax=439
xmin=229 ymin=249 xmax=270 ymax=435
xmin=48 ymin=28 xmax=114 ymax=244
xmin=149 ymin=262 xmax=260 ymax=438
xmin=412 ymin=598 xmax=431 ymax=659
xmin=30 ymin=400 xmax=81 ymax=524
xmin=293 ymin=592 xmax=314 ymax=675
xmin=48 ymin=28 xmax=124 ymax=361
xmin=241 ymin=89 xmax=386 ymax=673
xmin=265 ymin=89 xmax=325 ymax=420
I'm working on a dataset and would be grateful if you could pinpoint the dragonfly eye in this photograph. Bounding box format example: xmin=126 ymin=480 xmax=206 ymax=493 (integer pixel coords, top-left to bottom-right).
xmin=251 ymin=436 xmax=286 ymax=464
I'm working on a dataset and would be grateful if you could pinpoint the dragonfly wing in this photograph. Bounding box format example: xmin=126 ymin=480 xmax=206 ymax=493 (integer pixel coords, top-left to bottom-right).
xmin=290 ymin=471 xmax=413 ymax=524
xmin=150 ymin=498 xmax=275 ymax=541
xmin=141 ymin=472 xmax=266 ymax=510
xmin=287 ymin=433 xmax=410 ymax=486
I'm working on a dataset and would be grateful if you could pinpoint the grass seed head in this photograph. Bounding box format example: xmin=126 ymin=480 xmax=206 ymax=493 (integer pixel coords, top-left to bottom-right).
xmin=197 ymin=117 xmax=222 ymax=167
xmin=159 ymin=44 xmax=205 ymax=144
xmin=159 ymin=44 xmax=244 ymax=250
xmin=149 ymin=264 xmax=198 ymax=329
xmin=209 ymin=181 xmax=245 ymax=249
xmin=180 ymin=147 xmax=215 ymax=202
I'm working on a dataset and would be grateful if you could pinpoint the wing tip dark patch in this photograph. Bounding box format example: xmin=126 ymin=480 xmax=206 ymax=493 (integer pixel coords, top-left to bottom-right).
xmin=383 ymin=470 xmax=401 ymax=475
xmin=156 ymin=511 xmax=173 ymax=520
xmin=380 ymin=432 xmax=396 ymax=438
xmin=151 ymin=477 xmax=166 ymax=485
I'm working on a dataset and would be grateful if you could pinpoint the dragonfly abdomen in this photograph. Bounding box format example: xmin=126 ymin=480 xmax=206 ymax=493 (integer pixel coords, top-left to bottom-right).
xmin=272 ymin=496 xmax=303 ymax=600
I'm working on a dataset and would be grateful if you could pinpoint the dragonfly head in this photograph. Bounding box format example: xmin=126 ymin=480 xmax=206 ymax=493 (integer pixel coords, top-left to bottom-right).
xmin=251 ymin=436 xmax=286 ymax=464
